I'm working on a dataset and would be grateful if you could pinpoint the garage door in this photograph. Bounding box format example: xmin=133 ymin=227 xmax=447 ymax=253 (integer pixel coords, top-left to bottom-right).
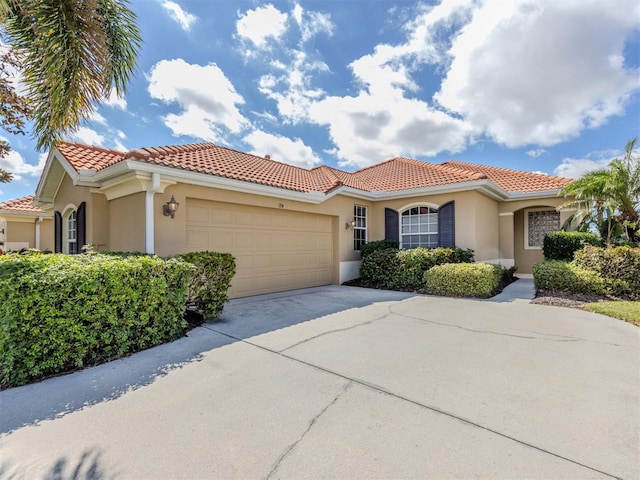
xmin=186 ymin=199 xmax=334 ymax=298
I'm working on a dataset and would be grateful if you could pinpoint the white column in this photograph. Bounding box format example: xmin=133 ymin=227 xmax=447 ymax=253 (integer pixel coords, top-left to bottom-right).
xmin=35 ymin=217 xmax=43 ymax=250
xmin=145 ymin=173 xmax=161 ymax=254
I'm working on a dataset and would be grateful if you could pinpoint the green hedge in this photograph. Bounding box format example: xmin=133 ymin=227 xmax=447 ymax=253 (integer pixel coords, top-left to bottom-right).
xmin=423 ymin=263 xmax=503 ymax=298
xmin=0 ymin=254 xmax=195 ymax=388
xmin=572 ymin=245 xmax=640 ymax=297
xmin=359 ymin=239 xmax=399 ymax=259
xmin=542 ymin=231 xmax=601 ymax=260
xmin=360 ymin=247 xmax=475 ymax=290
xmin=177 ymin=252 xmax=236 ymax=318
xmin=532 ymin=260 xmax=608 ymax=296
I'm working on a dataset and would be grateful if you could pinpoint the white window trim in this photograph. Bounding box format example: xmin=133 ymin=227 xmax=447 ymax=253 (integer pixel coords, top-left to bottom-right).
xmin=524 ymin=208 xmax=560 ymax=250
xmin=400 ymin=204 xmax=439 ymax=249
xmin=353 ymin=205 xmax=367 ymax=252
xmin=62 ymin=204 xmax=78 ymax=254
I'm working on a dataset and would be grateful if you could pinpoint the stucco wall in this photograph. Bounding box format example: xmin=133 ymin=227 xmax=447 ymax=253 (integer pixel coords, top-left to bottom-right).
xmin=109 ymin=192 xmax=145 ymax=253
xmin=153 ymin=183 xmax=371 ymax=265
xmin=6 ymin=220 xmax=35 ymax=248
xmin=39 ymin=218 xmax=54 ymax=251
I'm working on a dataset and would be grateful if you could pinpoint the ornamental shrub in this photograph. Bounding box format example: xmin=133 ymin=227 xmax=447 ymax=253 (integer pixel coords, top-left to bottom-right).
xmin=177 ymin=252 xmax=236 ymax=318
xmin=359 ymin=239 xmax=399 ymax=259
xmin=359 ymin=247 xmax=475 ymax=290
xmin=532 ymin=260 xmax=607 ymax=296
xmin=542 ymin=231 xmax=601 ymax=260
xmin=359 ymin=248 xmax=400 ymax=286
xmin=423 ymin=263 xmax=503 ymax=298
xmin=0 ymin=254 xmax=195 ymax=388
xmin=572 ymin=245 xmax=640 ymax=298
xmin=389 ymin=247 xmax=475 ymax=290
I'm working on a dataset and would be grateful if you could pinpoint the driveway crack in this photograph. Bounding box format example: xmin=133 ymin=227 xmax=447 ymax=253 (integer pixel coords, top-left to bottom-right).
xmin=266 ymin=381 xmax=352 ymax=479
xmin=278 ymin=307 xmax=393 ymax=353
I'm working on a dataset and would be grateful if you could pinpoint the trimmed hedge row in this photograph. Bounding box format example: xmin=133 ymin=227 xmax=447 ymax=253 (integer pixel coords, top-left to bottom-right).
xmin=542 ymin=231 xmax=600 ymax=260
xmin=424 ymin=263 xmax=504 ymax=298
xmin=0 ymin=254 xmax=196 ymax=388
xmin=533 ymin=246 xmax=640 ymax=299
xmin=360 ymin=247 xmax=475 ymax=290
xmin=360 ymin=239 xmax=399 ymax=259
xmin=178 ymin=251 xmax=236 ymax=319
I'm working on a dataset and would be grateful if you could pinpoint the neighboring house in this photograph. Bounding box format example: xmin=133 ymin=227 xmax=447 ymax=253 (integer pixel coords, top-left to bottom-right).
xmin=0 ymin=195 xmax=53 ymax=253
xmin=34 ymin=141 xmax=573 ymax=298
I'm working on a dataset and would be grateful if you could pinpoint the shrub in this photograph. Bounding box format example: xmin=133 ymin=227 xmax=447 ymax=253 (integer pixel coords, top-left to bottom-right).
xmin=532 ymin=260 xmax=607 ymax=296
xmin=423 ymin=263 xmax=503 ymax=298
xmin=542 ymin=231 xmax=601 ymax=260
xmin=389 ymin=247 xmax=475 ymax=290
xmin=177 ymin=252 xmax=236 ymax=318
xmin=360 ymin=239 xmax=399 ymax=259
xmin=359 ymin=247 xmax=475 ymax=290
xmin=572 ymin=245 xmax=640 ymax=297
xmin=0 ymin=254 xmax=195 ymax=388
xmin=359 ymin=248 xmax=401 ymax=286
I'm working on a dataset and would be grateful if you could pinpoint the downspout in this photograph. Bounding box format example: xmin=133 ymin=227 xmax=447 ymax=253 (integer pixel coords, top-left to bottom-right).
xmin=35 ymin=216 xmax=43 ymax=250
xmin=145 ymin=173 xmax=161 ymax=254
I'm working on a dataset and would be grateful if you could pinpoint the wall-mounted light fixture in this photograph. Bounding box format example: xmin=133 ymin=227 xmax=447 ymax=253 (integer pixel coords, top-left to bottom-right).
xmin=345 ymin=218 xmax=356 ymax=230
xmin=0 ymin=228 xmax=4 ymax=234
xmin=163 ymin=195 xmax=179 ymax=219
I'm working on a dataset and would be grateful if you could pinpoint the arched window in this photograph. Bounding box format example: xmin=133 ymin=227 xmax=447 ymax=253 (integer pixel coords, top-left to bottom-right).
xmin=55 ymin=202 xmax=85 ymax=254
xmin=64 ymin=208 xmax=78 ymax=254
xmin=400 ymin=206 xmax=438 ymax=248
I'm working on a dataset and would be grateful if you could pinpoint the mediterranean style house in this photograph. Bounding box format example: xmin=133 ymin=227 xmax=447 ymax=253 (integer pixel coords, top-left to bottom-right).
xmin=0 ymin=195 xmax=53 ymax=253
xmin=24 ymin=140 xmax=572 ymax=298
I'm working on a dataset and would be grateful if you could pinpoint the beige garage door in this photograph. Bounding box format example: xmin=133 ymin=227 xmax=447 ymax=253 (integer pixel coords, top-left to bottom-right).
xmin=186 ymin=199 xmax=334 ymax=298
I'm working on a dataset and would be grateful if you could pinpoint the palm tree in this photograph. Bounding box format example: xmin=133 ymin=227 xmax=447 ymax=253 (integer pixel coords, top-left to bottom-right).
xmin=560 ymin=138 xmax=640 ymax=244
xmin=0 ymin=0 xmax=141 ymax=154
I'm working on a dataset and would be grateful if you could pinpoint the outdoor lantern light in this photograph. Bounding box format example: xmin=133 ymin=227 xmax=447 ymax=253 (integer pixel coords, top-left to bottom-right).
xmin=163 ymin=195 xmax=179 ymax=218
xmin=345 ymin=218 xmax=356 ymax=230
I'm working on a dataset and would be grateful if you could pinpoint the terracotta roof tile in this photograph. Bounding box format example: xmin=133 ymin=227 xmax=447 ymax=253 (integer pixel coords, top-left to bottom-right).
xmin=350 ymin=157 xmax=486 ymax=192
xmin=52 ymin=141 xmax=572 ymax=196
xmin=0 ymin=194 xmax=45 ymax=214
xmin=57 ymin=141 xmax=126 ymax=171
xmin=442 ymin=160 xmax=573 ymax=193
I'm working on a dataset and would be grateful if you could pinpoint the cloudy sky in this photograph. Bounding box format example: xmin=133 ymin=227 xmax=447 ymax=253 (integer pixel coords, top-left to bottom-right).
xmin=1 ymin=0 xmax=639 ymax=201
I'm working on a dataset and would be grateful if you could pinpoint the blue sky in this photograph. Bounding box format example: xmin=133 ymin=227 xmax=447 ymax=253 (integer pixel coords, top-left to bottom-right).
xmin=1 ymin=0 xmax=639 ymax=202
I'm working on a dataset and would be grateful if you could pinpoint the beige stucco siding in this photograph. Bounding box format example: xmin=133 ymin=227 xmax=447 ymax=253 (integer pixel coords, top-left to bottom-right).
xmin=109 ymin=192 xmax=145 ymax=253
xmin=153 ymin=183 xmax=369 ymax=265
xmin=39 ymin=218 xmax=54 ymax=251
xmin=6 ymin=220 xmax=34 ymax=248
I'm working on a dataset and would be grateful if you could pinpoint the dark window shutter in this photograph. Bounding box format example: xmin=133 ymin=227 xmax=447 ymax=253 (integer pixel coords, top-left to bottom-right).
xmin=385 ymin=208 xmax=399 ymax=241
xmin=54 ymin=211 xmax=62 ymax=253
xmin=438 ymin=201 xmax=455 ymax=248
xmin=76 ymin=202 xmax=86 ymax=253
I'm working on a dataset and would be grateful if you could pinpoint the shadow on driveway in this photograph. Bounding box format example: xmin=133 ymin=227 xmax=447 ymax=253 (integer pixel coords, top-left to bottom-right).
xmin=0 ymin=286 xmax=415 ymax=435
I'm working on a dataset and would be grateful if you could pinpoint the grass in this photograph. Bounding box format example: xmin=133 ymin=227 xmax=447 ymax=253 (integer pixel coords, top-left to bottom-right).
xmin=584 ymin=301 xmax=640 ymax=326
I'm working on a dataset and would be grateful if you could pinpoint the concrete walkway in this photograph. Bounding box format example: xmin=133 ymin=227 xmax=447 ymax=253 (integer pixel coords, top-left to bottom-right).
xmin=1 ymin=285 xmax=638 ymax=480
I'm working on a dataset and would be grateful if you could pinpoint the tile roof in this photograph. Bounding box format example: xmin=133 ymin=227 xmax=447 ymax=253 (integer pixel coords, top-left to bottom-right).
xmin=442 ymin=160 xmax=573 ymax=193
xmin=56 ymin=141 xmax=126 ymax=171
xmin=54 ymin=141 xmax=572 ymax=195
xmin=0 ymin=194 xmax=45 ymax=214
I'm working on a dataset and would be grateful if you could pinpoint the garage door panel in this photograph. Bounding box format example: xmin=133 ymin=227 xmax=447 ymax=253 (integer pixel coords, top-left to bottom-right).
xmin=186 ymin=199 xmax=333 ymax=298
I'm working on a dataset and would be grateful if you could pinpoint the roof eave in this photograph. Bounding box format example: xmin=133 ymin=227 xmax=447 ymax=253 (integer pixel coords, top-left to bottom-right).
xmin=506 ymin=189 xmax=564 ymax=201
xmin=104 ymin=160 xmax=328 ymax=204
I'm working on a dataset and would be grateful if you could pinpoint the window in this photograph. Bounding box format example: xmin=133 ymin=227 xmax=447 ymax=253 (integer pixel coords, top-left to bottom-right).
xmin=353 ymin=205 xmax=367 ymax=251
xmin=401 ymin=206 xmax=438 ymax=248
xmin=66 ymin=210 xmax=78 ymax=254
xmin=525 ymin=209 xmax=560 ymax=249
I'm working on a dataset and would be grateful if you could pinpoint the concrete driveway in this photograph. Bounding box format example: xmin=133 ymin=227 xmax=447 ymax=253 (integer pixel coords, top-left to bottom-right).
xmin=1 ymin=285 xmax=639 ymax=479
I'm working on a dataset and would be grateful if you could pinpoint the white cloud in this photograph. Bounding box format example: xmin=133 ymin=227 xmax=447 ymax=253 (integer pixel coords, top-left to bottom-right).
xmin=0 ymin=143 xmax=46 ymax=180
xmin=103 ymin=90 xmax=127 ymax=110
xmin=148 ymin=59 xmax=249 ymax=142
xmin=435 ymin=0 xmax=640 ymax=148
xmin=236 ymin=4 xmax=288 ymax=49
xmin=554 ymin=157 xmax=612 ymax=179
xmin=72 ymin=127 xmax=104 ymax=145
xmin=309 ymin=93 xmax=471 ymax=168
xmin=526 ymin=148 xmax=547 ymax=158
xmin=162 ymin=1 xmax=197 ymax=31
xmin=243 ymin=130 xmax=321 ymax=168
